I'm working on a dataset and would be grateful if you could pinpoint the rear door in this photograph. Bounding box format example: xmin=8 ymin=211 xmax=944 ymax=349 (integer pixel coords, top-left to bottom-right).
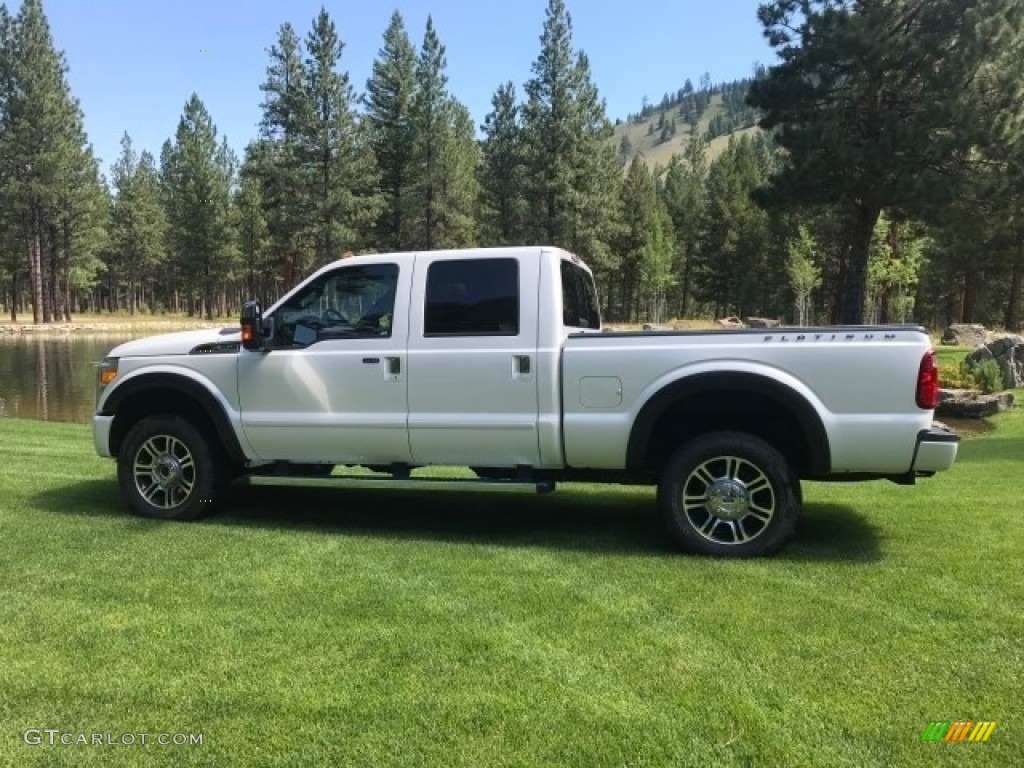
xmin=406 ymin=254 xmax=541 ymax=467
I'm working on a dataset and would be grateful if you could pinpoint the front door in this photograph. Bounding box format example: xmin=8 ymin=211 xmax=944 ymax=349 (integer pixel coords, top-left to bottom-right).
xmin=406 ymin=254 xmax=541 ymax=467
xmin=238 ymin=260 xmax=412 ymax=464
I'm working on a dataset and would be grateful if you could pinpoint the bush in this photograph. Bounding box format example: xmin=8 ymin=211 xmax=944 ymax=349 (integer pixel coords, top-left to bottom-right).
xmin=968 ymin=358 xmax=1003 ymax=393
xmin=938 ymin=362 xmax=974 ymax=389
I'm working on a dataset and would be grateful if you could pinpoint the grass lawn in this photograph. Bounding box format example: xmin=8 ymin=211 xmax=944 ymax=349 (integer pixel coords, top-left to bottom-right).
xmin=0 ymin=407 xmax=1021 ymax=767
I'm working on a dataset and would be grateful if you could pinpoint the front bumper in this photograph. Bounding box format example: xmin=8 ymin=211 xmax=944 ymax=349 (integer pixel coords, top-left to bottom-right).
xmin=910 ymin=425 xmax=960 ymax=473
xmin=93 ymin=414 xmax=115 ymax=458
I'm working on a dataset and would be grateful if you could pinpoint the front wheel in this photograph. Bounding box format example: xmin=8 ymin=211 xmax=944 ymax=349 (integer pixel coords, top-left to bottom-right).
xmin=657 ymin=431 xmax=801 ymax=557
xmin=118 ymin=416 xmax=224 ymax=521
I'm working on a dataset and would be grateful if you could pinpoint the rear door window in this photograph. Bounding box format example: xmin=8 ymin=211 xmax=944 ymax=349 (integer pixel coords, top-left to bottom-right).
xmin=424 ymin=258 xmax=520 ymax=336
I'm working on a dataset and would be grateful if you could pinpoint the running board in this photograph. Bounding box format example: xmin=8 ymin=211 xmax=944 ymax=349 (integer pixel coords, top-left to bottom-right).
xmin=244 ymin=474 xmax=557 ymax=494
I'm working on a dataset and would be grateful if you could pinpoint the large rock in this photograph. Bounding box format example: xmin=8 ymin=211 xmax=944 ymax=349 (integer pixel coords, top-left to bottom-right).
xmin=745 ymin=317 xmax=781 ymax=328
xmin=936 ymin=388 xmax=1016 ymax=419
xmin=941 ymin=323 xmax=989 ymax=347
xmin=964 ymin=334 xmax=1024 ymax=389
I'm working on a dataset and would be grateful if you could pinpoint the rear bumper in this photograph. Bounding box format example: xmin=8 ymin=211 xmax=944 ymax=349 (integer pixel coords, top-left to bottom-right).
xmin=93 ymin=414 xmax=115 ymax=458
xmin=910 ymin=426 xmax=960 ymax=473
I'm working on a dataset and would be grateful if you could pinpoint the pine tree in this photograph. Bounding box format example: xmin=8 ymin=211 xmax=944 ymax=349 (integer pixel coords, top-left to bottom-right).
xmin=161 ymin=94 xmax=236 ymax=319
xmin=235 ymin=144 xmax=273 ymax=302
xmin=3 ymin=0 xmax=84 ymax=322
xmin=110 ymin=133 xmax=166 ymax=314
xmin=617 ymin=156 xmax=674 ymax=322
xmin=299 ymin=8 xmax=380 ymax=267
xmin=46 ymin=90 xmax=107 ymax=319
xmin=749 ymin=0 xmax=1024 ymax=323
xmin=365 ymin=11 xmax=416 ymax=251
xmin=408 ymin=17 xmax=477 ymax=250
xmin=521 ymin=0 xmax=621 ymax=282
xmin=480 ymin=81 xmax=527 ymax=243
xmin=257 ymin=22 xmax=311 ymax=287
xmin=661 ymin=138 xmax=708 ymax=317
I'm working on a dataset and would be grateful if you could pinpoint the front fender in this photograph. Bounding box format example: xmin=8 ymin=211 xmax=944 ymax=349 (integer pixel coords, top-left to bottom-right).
xmin=97 ymin=364 xmax=256 ymax=464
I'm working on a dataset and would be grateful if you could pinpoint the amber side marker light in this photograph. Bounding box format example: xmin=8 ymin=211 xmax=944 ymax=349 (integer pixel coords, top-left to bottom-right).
xmin=99 ymin=359 xmax=118 ymax=386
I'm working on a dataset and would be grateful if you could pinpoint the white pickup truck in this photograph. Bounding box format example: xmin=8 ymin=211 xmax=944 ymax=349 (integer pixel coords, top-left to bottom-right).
xmin=93 ymin=246 xmax=958 ymax=557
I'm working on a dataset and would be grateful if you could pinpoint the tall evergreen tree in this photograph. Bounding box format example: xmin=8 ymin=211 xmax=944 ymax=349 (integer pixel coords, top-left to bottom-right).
xmin=160 ymin=94 xmax=235 ymax=319
xmin=749 ymin=0 xmax=1024 ymax=323
xmin=110 ymin=134 xmax=165 ymax=314
xmin=235 ymin=144 xmax=273 ymax=302
xmin=661 ymin=137 xmax=708 ymax=318
xmin=617 ymin=156 xmax=674 ymax=322
xmin=365 ymin=11 xmax=416 ymax=251
xmin=49 ymin=111 xmax=106 ymax=319
xmin=521 ymin=0 xmax=621 ymax=281
xmin=480 ymin=81 xmax=526 ymax=244
xmin=257 ymin=22 xmax=311 ymax=286
xmin=2 ymin=0 xmax=84 ymax=323
xmin=300 ymin=8 xmax=380 ymax=266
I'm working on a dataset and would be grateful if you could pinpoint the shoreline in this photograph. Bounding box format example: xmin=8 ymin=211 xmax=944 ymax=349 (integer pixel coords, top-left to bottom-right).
xmin=0 ymin=320 xmax=232 ymax=336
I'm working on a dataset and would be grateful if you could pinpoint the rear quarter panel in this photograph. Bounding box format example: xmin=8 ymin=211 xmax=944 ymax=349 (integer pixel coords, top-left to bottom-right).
xmin=561 ymin=327 xmax=934 ymax=473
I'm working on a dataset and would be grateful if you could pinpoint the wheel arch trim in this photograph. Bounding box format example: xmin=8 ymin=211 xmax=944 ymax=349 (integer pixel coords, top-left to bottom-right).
xmin=98 ymin=368 xmax=250 ymax=464
xmin=626 ymin=368 xmax=832 ymax=476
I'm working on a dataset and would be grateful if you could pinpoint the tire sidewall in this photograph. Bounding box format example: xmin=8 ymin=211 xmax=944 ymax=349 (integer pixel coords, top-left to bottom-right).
xmin=658 ymin=431 xmax=800 ymax=557
xmin=117 ymin=416 xmax=219 ymax=521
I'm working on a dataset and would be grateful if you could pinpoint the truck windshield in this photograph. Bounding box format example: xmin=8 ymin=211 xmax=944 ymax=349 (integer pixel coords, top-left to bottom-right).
xmin=560 ymin=260 xmax=601 ymax=329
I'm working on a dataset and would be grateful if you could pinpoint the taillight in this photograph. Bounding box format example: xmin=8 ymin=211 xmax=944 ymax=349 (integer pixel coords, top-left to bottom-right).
xmin=916 ymin=350 xmax=938 ymax=409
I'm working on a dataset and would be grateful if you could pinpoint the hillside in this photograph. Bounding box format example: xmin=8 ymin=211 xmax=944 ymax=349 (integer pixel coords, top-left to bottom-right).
xmin=612 ymin=81 xmax=762 ymax=173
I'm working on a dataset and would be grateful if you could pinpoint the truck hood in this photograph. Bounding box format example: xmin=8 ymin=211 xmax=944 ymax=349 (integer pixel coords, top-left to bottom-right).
xmin=106 ymin=327 xmax=241 ymax=358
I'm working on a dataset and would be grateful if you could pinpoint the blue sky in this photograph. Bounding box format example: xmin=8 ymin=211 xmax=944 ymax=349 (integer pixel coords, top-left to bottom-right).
xmin=21 ymin=0 xmax=775 ymax=180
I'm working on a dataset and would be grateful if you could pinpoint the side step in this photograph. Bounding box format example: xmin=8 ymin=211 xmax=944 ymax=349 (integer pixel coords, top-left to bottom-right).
xmin=244 ymin=474 xmax=556 ymax=494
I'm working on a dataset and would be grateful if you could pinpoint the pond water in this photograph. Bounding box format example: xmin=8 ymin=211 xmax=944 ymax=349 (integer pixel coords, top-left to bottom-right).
xmin=0 ymin=335 xmax=134 ymax=423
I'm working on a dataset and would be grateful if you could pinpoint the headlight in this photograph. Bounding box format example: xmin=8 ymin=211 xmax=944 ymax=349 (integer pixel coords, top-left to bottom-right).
xmin=96 ymin=357 xmax=119 ymax=402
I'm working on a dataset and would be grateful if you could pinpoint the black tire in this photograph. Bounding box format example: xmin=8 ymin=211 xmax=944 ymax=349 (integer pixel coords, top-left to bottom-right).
xmin=657 ymin=431 xmax=801 ymax=557
xmin=117 ymin=415 xmax=225 ymax=521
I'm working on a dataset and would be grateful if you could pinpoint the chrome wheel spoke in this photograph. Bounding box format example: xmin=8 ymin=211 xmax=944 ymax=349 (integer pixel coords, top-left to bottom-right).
xmin=133 ymin=433 xmax=197 ymax=511
xmin=682 ymin=453 xmax=778 ymax=546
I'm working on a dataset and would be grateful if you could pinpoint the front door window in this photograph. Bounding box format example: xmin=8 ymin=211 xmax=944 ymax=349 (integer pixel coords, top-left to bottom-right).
xmin=271 ymin=264 xmax=399 ymax=348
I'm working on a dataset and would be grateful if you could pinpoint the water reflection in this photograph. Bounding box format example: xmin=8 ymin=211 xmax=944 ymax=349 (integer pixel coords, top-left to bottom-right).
xmin=0 ymin=335 xmax=135 ymax=423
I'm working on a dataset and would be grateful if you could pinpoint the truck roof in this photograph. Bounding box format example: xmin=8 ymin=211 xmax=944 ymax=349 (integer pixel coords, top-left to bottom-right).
xmin=315 ymin=245 xmax=583 ymax=275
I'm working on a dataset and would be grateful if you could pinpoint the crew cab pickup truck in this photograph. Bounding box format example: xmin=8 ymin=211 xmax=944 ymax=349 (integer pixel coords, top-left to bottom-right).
xmin=93 ymin=246 xmax=959 ymax=557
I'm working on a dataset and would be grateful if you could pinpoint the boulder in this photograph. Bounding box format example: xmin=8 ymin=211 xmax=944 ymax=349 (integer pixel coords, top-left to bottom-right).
xmin=941 ymin=323 xmax=989 ymax=347
xmin=716 ymin=316 xmax=745 ymax=329
xmin=936 ymin=388 xmax=1016 ymax=419
xmin=745 ymin=317 xmax=782 ymax=328
xmin=964 ymin=334 xmax=1024 ymax=389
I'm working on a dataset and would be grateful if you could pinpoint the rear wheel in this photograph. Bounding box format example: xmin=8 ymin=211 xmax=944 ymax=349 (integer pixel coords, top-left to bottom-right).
xmin=118 ymin=415 xmax=225 ymax=521
xmin=658 ymin=431 xmax=801 ymax=557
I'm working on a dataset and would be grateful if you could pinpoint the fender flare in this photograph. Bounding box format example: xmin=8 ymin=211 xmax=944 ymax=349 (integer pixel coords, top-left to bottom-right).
xmin=625 ymin=371 xmax=831 ymax=476
xmin=99 ymin=372 xmax=246 ymax=464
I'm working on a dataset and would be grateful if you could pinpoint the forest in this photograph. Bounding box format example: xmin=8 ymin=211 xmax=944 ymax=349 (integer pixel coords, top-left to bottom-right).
xmin=0 ymin=0 xmax=1022 ymax=329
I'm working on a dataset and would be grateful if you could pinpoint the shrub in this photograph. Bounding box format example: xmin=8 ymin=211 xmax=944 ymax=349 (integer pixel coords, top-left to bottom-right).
xmin=968 ymin=358 xmax=1003 ymax=393
xmin=937 ymin=362 xmax=974 ymax=389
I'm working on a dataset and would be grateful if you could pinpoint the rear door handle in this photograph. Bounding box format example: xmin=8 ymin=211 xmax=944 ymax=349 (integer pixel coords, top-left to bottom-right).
xmin=514 ymin=355 xmax=531 ymax=375
xmin=385 ymin=357 xmax=401 ymax=376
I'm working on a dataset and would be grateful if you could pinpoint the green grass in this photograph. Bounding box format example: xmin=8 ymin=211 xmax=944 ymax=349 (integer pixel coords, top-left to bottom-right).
xmin=1 ymin=410 xmax=1022 ymax=767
